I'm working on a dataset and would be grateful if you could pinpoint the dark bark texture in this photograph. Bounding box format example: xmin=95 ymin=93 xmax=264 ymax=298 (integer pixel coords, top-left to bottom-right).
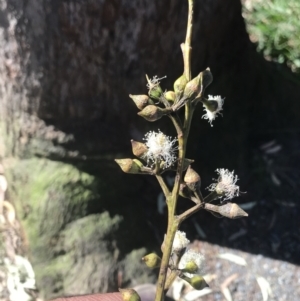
xmin=0 ymin=0 xmax=300 ymax=300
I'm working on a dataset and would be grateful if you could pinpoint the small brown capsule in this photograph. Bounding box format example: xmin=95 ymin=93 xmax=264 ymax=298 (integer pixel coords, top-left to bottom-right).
xmin=115 ymin=158 xmax=144 ymax=174
xmin=131 ymin=140 xmax=147 ymax=158
xmin=184 ymin=166 xmax=201 ymax=192
xmin=137 ymin=105 xmax=170 ymax=122
xmin=204 ymin=202 xmax=248 ymax=219
xmin=129 ymin=94 xmax=150 ymax=110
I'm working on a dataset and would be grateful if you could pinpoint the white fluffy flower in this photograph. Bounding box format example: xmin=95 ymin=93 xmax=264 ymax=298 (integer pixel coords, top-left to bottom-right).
xmin=178 ymin=249 xmax=204 ymax=277
xmin=143 ymin=130 xmax=177 ymax=168
xmin=208 ymin=168 xmax=240 ymax=200
xmin=172 ymin=231 xmax=190 ymax=253
xmin=202 ymin=95 xmax=224 ymax=126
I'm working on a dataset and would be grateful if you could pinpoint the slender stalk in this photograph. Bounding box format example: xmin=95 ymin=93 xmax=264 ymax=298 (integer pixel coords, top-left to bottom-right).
xmin=168 ymin=114 xmax=183 ymax=137
xmin=183 ymin=0 xmax=194 ymax=81
xmin=178 ymin=202 xmax=203 ymax=224
xmin=154 ymin=1 xmax=194 ymax=301
xmin=156 ymin=175 xmax=171 ymax=198
xmin=154 ymin=219 xmax=179 ymax=301
xmin=204 ymin=190 xmax=219 ymax=203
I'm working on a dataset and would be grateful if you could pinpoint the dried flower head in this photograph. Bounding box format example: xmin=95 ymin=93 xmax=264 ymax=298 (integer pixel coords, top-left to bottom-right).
xmin=146 ymin=75 xmax=167 ymax=90
xmin=172 ymin=230 xmax=190 ymax=253
xmin=143 ymin=130 xmax=177 ymax=168
xmin=178 ymin=249 xmax=204 ymax=277
xmin=208 ymin=168 xmax=240 ymax=200
xmin=146 ymin=75 xmax=166 ymax=100
xmin=202 ymin=95 xmax=224 ymax=126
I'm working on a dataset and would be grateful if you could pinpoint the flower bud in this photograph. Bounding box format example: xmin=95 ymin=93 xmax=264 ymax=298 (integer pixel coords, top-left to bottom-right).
xmin=179 ymin=183 xmax=193 ymax=199
xmin=131 ymin=140 xmax=147 ymax=158
xmin=181 ymin=275 xmax=209 ymax=290
xmin=119 ymin=288 xmax=141 ymax=301
xmin=129 ymin=94 xmax=152 ymax=110
xmin=138 ymin=105 xmax=170 ymax=122
xmin=204 ymin=202 xmax=248 ymax=219
xmin=115 ymin=158 xmax=144 ymax=174
xmin=183 ymin=159 xmax=194 ymax=171
xmin=174 ymin=74 xmax=188 ymax=100
xmin=182 ymin=260 xmax=199 ymax=274
xmin=164 ymin=91 xmax=176 ymax=102
xmin=184 ymin=166 xmax=201 ymax=192
xmin=182 ymin=73 xmax=202 ymax=101
xmin=200 ymin=68 xmax=213 ymax=90
xmin=146 ymin=74 xmax=164 ymax=100
xmin=172 ymin=73 xmax=202 ymax=111
xmin=142 ymin=253 xmax=161 ymax=269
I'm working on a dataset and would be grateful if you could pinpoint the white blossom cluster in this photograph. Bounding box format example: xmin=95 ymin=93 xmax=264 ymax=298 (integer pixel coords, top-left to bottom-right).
xmin=172 ymin=230 xmax=190 ymax=253
xmin=208 ymin=168 xmax=240 ymax=200
xmin=143 ymin=130 xmax=177 ymax=168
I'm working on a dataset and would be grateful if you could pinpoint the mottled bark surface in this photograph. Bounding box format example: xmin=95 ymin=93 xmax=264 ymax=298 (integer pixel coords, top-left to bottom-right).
xmin=0 ymin=0 xmax=300 ymax=300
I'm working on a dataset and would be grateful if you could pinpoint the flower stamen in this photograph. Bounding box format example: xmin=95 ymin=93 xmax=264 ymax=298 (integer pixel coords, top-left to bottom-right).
xmin=207 ymin=168 xmax=240 ymax=200
xmin=143 ymin=130 xmax=177 ymax=169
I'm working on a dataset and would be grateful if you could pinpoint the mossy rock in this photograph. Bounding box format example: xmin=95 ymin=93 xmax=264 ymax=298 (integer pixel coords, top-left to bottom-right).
xmin=5 ymin=158 xmax=155 ymax=299
xmin=5 ymin=159 xmax=116 ymax=297
xmin=6 ymin=158 xmax=98 ymax=254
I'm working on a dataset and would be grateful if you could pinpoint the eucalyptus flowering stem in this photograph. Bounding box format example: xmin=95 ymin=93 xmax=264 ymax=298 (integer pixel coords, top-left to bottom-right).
xmin=155 ymin=2 xmax=194 ymax=301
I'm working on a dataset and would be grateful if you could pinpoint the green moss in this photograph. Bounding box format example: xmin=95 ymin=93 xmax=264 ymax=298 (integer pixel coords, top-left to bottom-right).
xmin=6 ymin=158 xmax=98 ymax=257
xmin=5 ymin=158 xmax=105 ymax=297
xmin=62 ymin=212 xmax=122 ymax=251
xmin=5 ymin=158 xmax=154 ymax=299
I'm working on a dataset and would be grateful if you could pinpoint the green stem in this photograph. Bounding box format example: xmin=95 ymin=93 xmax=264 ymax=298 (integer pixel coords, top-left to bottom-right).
xmin=154 ymin=2 xmax=194 ymax=301
xmin=183 ymin=0 xmax=194 ymax=81
xmin=168 ymin=114 xmax=183 ymax=137
xmin=155 ymin=219 xmax=179 ymax=301
xmin=178 ymin=202 xmax=203 ymax=224
xmin=156 ymin=175 xmax=171 ymax=199
xmin=204 ymin=190 xmax=219 ymax=203
xmin=164 ymin=270 xmax=181 ymax=294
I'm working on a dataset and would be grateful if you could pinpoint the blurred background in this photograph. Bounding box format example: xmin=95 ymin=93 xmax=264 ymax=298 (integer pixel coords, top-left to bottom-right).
xmin=0 ymin=0 xmax=300 ymax=300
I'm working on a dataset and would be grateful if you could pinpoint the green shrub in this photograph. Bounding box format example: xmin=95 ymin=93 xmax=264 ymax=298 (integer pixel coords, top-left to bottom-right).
xmin=243 ymin=0 xmax=300 ymax=72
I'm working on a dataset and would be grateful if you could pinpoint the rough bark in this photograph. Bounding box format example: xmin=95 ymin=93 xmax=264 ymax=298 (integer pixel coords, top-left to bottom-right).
xmin=0 ymin=0 xmax=299 ymax=300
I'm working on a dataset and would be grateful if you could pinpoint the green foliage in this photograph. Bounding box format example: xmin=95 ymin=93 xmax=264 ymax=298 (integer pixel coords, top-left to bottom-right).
xmin=243 ymin=0 xmax=300 ymax=72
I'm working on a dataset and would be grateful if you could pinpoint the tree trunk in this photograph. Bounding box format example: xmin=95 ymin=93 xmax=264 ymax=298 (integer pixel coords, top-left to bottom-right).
xmin=0 ymin=0 xmax=299 ymax=300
